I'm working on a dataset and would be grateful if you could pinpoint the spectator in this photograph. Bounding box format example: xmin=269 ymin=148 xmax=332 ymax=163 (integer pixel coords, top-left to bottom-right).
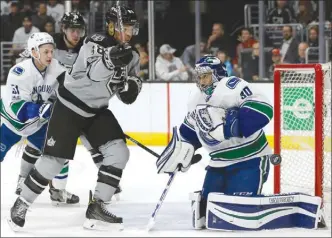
xmin=280 ymin=25 xmax=299 ymax=63
xmin=206 ymin=23 xmax=231 ymax=57
xmin=308 ymin=26 xmax=318 ymax=47
xmin=71 ymin=0 xmax=89 ymax=21
xmin=19 ymin=0 xmax=35 ymax=16
xmin=134 ymin=42 xmax=149 ymax=81
xmin=181 ymin=37 xmax=209 ymax=69
xmin=267 ymin=0 xmax=294 ymax=24
xmin=292 ymin=0 xmax=317 ymax=17
xmin=233 ymin=28 xmax=257 ymax=76
xmin=296 ymin=0 xmax=315 ymax=27
xmin=43 ymin=20 xmax=55 ymax=35
xmin=155 ymin=44 xmax=189 ymax=81
xmin=134 ymin=42 xmax=147 ymax=54
xmin=1 ymin=2 xmax=22 ymax=41
xmin=296 ymin=42 xmax=309 ymax=64
xmin=268 ymin=48 xmax=282 ymax=80
xmin=12 ymin=15 xmax=40 ymax=49
xmin=216 ymin=50 xmax=233 ymax=76
xmin=246 ymin=42 xmax=260 ymax=81
xmin=138 ymin=50 xmax=149 ymax=81
xmin=47 ymin=0 xmax=64 ymax=33
xmin=1 ymin=0 xmax=11 ymax=15
xmin=32 ymin=2 xmax=55 ymax=32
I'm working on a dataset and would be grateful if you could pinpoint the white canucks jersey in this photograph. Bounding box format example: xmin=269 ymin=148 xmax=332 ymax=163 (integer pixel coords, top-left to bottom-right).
xmin=0 ymin=58 xmax=66 ymax=136
xmin=183 ymin=76 xmax=273 ymax=168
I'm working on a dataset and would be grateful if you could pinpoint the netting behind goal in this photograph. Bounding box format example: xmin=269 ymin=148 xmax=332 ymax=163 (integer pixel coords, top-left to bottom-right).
xmin=274 ymin=63 xmax=331 ymax=221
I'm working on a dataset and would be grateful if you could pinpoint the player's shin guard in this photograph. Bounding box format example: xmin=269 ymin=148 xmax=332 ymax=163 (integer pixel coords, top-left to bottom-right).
xmin=189 ymin=191 xmax=206 ymax=229
xmin=21 ymin=167 xmax=49 ymax=203
xmin=95 ymin=165 xmax=122 ymax=202
xmin=20 ymin=146 xmax=40 ymax=176
xmin=90 ymin=148 xmax=103 ymax=165
xmin=16 ymin=146 xmax=41 ymax=195
xmin=206 ymin=192 xmax=322 ymax=231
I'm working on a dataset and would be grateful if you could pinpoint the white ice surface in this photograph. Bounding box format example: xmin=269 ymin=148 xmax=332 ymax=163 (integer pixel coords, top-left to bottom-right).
xmin=1 ymin=145 xmax=330 ymax=237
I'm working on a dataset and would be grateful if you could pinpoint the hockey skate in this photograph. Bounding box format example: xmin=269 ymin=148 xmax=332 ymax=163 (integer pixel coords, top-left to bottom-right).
xmin=83 ymin=190 xmax=124 ymax=231
xmin=7 ymin=197 xmax=31 ymax=231
xmin=15 ymin=175 xmax=25 ymax=195
xmin=49 ymin=182 xmax=80 ymax=206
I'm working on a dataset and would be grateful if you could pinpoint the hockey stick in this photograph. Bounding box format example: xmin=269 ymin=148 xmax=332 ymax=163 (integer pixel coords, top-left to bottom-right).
xmin=115 ymin=1 xmax=129 ymax=87
xmin=125 ymin=134 xmax=159 ymax=158
xmin=116 ymin=0 xmax=125 ymax=44
xmin=124 ymin=133 xmax=201 ymax=231
xmin=146 ymin=169 xmax=178 ymax=231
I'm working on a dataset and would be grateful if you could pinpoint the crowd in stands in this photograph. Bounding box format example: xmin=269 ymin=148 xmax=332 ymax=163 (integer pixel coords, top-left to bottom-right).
xmin=1 ymin=0 xmax=331 ymax=84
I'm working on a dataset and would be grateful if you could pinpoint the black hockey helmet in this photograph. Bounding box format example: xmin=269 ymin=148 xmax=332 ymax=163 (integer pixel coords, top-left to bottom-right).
xmin=105 ymin=6 xmax=139 ymax=36
xmin=61 ymin=12 xmax=85 ymax=29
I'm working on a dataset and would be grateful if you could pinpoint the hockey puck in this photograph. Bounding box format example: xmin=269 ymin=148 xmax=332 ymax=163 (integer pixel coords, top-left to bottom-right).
xmin=269 ymin=154 xmax=282 ymax=165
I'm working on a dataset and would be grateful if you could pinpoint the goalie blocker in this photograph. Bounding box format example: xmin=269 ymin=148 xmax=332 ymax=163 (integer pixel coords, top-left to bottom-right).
xmin=190 ymin=191 xmax=325 ymax=231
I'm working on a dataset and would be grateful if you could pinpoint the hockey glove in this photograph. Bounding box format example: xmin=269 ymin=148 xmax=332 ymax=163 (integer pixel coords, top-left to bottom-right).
xmin=104 ymin=43 xmax=133 ymax=68
xmin=38 ymin=103 xmax=52 ymax=120
xmin=118 ymin=76 xmax=142 ymax=104
xmin=16 ymin=102 xmax=51 ymax=122
xmin=223 ymin=107 xmax=242 ymax=139
xmin=195 ymin=105 xmax=227 ymax=142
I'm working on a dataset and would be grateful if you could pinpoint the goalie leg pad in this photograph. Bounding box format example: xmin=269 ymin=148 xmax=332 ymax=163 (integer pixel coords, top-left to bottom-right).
xmin=189 ymin=191 xmax=206 ymax=229
xmin=206 ymin=192 xmax=322 ymax=231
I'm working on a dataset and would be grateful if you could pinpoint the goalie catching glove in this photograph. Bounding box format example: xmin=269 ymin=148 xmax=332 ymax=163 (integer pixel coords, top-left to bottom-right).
xmin=156 ymin=126 xmax=202 ymax=174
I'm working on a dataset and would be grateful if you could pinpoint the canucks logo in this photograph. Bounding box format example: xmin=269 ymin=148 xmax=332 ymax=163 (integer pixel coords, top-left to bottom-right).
xmin=12 ymin=66 xmax=24 ymax=76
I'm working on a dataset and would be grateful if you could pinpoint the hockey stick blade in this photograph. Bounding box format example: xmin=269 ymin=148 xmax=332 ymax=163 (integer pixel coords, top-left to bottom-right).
xmin=146 ymin=170 xmax=178 ymax=231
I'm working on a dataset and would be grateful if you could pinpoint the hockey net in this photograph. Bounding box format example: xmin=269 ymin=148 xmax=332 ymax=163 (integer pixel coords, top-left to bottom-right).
xmin=274 ymin=63 xmax=331 ymax=222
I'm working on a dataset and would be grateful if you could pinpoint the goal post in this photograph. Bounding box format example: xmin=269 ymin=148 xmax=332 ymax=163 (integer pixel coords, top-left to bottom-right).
xmin=273 ymin=63 xmax=331 ymax=217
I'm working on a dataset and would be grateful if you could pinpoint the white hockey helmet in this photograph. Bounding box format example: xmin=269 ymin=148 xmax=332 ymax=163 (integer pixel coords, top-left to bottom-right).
xmin=27 ymin=32 xmax=55 ymax=56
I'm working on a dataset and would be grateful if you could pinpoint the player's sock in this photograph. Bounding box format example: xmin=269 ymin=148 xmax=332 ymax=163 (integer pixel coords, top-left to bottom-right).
xmin=16 ymin=146 xmax=41 ymax=195
xmin=90 ymin=149 xmax=122 ymax=201
xmin=52 ymin=160 xmax=69 ymax=189
xmin=94 ymin=165 xmax=122 ymax=202
xmin=50 ymin=160 xmax=80 ymax=204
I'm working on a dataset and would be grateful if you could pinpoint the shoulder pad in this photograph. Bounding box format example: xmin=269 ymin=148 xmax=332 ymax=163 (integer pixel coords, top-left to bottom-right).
xmin=225 ymin=76 xmax=242 ymax=89
xmin=11 ymin=65 xmax=25 ymax=76
xmin=85 ymin=34 xmax=113 ymax=48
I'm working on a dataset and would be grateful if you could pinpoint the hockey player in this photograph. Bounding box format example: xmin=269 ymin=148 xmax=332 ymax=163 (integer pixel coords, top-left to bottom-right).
xmin=8 ymin=6 xmax=141 ymax=231
xmin=15 ymin=12 xmax=121 ymax=204
xmin=156 ymin=55 xmax=324 ymax=230
xmin=0 ymin=32 xmax=65 ymax=166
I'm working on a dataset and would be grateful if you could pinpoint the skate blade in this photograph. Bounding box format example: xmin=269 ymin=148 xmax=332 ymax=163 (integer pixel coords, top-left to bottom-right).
xmin=51 ymin=201 xmax=80 ymax=207
xmin=83 ymin=218 xmax=124 ymax=231
xmin=6 ymin=217 xmax=23 ymax=232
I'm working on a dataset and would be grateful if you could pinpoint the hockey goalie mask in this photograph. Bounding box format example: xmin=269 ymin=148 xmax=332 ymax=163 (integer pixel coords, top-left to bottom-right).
xmin=195 ymin=55 xmax=228 ymax=95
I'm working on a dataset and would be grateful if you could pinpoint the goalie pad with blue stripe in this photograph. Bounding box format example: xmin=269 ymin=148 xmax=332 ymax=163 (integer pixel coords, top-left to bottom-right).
xmin=206 ymin=192 xmax=322 ymax=231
